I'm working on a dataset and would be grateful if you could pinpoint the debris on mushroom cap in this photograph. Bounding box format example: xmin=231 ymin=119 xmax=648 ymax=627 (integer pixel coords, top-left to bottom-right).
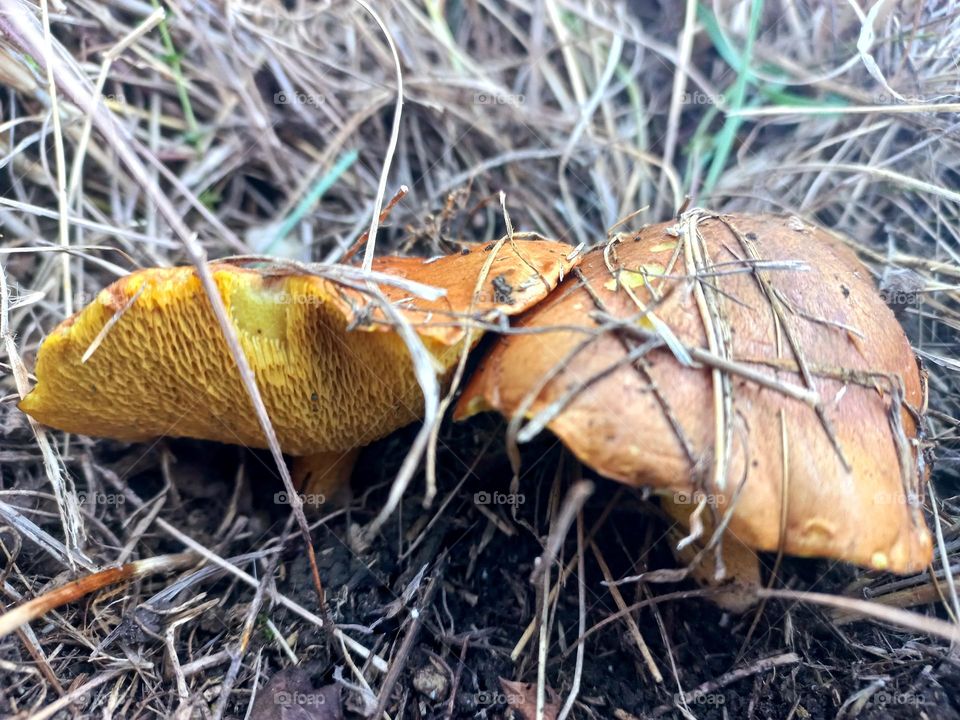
xmin=19 ymin=237 xmax=578 ymax=456
xmin=456 ymin=211 xmax=933 ymax=574
xmin=365 ymin=234 xmax=579 ymax=346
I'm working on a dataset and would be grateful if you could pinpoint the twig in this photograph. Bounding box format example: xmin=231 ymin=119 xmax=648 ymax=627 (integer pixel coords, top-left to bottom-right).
xmin=756 ymin=588 xmax=960 ymax=643
xmin=425 ymin=193 xmax=512 ymax=505
xmin=589 ymin=540 xmax=663 ymax=683
xmin=656 ymin=0 xmax=696 ymax=216
xmin=37 ymin=0 xmax=71 ymax=316
xmin=512 ymin=492 xmax=624 ymax=660
xmin=0 ymin=268 xmax=87 ymax=566
xmin=0 ymin=552 xmax=198 ymax=638
xmin=354 ymin=0 xmax=404 ymax=272
xmin=372 ymin=557 xmax=444 ymax=718
xmin=211 ymin=517 xmax=293 ymax=720
xmin=723 ymin=214 xmax=850 ymax=470
xmin=339 ymin=185 xmax=409 ymax=264
xmin=926 ymin=481 xmax=960 ymax=623
xmin=661 ymin=652 xmax=800 ymax=715
xmin=556 ymin=512 xmax=587 ymax=720
xmin=26 ymin=668 xmax=124 ymax=720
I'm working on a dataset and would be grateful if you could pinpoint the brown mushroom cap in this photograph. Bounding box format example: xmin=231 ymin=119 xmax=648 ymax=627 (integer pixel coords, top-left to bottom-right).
xmin=20 ymin=238 xmax=578 ymax=456
xmin=457 ymin=212 xmax=932 ymax=574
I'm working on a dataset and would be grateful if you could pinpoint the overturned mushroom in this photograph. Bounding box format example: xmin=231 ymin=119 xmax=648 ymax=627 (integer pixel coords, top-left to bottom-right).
xmin=457 ymin=211 xmax=932 ymax=576
xmin=20 ymin=237 xmax=579 ymax=492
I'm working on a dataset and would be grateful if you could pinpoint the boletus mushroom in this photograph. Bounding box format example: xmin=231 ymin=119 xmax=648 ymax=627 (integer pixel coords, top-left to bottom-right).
xmin=457 ymin=211 xmax=932 ymax=577
xmin=20 ymin=237 xmax=579 ymax=494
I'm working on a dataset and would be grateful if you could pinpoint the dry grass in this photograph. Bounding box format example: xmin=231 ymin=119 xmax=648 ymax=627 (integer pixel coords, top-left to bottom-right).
xmin=1 ymin=0 xmax=960 ymax=717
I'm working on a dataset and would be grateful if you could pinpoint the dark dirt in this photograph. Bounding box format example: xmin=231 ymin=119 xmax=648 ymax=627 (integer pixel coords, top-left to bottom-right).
xmin=233 ymin=422 xmax=960 ymax=718
xmin=2 ymin=408 xmax=959 ymax=719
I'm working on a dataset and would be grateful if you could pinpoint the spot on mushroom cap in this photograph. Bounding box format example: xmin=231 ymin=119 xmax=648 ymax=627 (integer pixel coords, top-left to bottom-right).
xmin=19 ymin=238 xmax=578 ymax=456
xmin=457 ymin=213 xmax=932 ymax=574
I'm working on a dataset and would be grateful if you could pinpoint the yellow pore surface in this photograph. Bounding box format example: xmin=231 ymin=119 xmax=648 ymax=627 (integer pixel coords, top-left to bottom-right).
xmin=20 ymin=265 xmax=427 ymax=455
xmin=20 ymin=239 xmax=578 ymax=455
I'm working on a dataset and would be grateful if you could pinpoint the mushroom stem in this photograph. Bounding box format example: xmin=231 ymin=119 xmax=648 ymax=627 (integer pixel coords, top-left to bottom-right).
xmin=661 ymin=495 xmax=761 ymax=613
xmin=291 ymin=449 xmax=360 ymax=506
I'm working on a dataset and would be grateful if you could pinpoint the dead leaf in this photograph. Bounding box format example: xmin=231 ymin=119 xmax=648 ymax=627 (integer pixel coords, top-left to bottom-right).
xmin=250 ymin=668 xmax=342 ymax=720
xmin=499 ymin=678 xmax=560 ymax=720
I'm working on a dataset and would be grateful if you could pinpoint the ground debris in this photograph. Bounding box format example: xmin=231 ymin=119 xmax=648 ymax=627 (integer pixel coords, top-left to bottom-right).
xmin=500 ymin=678 xmax=560 ymax=720
xmin=249 ymin=669 xmax=341 ymax=720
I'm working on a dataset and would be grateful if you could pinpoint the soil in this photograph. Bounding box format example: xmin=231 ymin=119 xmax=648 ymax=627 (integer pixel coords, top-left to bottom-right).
xmin=126 ymin=422 xmax=960 ymax=718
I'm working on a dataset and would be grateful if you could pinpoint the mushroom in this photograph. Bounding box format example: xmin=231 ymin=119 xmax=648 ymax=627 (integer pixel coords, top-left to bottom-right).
xmin=19 ymin=237 xmax=579 ymax=493
xmin=457 ymin=211 xmax=932 ymax=576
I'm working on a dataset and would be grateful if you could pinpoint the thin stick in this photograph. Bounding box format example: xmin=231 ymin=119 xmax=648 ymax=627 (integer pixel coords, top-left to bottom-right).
xmin=354 ymin=0 xmax=404 ymax=273
xmin=512 ymin=492 xmax=624 ymax=660
xmin=427 ymin=192 xmax=512 ymax=504
xmin=0 ymin=552 xmax=198 ymax=638
xmin=80 ymin=285 xmax=145 ymax=363
xmin=656 ymin=0 xmax=696 ymax=216
xmin=738 ymin=408 xmax=790 ymax=659
xmin=340 ymin=185 xmax=409 ymax=264
xmin=589 ymin=540 xmax=663 ymax=683
xmin=668 ymin=652 xmax=799 ymax=711
xmin=531 ymin=480 xmax=594 ymax=586
xmin=37 ymin=0 xmax=71 ymax=316
xmin=66 ymin=6 xmax=166 ymax=206
xmin=723 ymin=215 xmax=850 ymax=470
xmin=681 ymin=211 xmax=732 ymax=494
xmin=589 ymin=314 xmax=821 ymax=405
xmin=25 ymin=668 xmax=124 ymax=720
xmin=371 ymin=558 xmax=443 ymax=718
xmin=211 ymin=519 xmax=292 ymax=720
xmin=535 ymin=515 xmax=552 ymax=720
xmin=756 ymin=588 xmax=960 ymax=643
xmin=926 ymin=481 xmax=960 ymax=623
xmin=730 ymin=103 xmax=960 ymax=117
xmin=0 ymin=269 xmax=87 ymax=565
xmin=557 ymin=512 xmax=587 ymax=720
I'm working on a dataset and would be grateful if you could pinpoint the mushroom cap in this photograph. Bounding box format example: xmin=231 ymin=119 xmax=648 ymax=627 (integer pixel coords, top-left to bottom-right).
xmin=457 ymin=213 xmax=932 ymax=573
xmin=20 ymin=238 xmax=577 ymax=455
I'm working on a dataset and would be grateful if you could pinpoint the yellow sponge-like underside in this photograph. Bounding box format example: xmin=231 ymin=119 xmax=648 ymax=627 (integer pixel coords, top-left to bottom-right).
xmin=20 ymin=266 xmax=427 ymax=454
xmin=20 ymin=240 xmax=578 ymax=455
